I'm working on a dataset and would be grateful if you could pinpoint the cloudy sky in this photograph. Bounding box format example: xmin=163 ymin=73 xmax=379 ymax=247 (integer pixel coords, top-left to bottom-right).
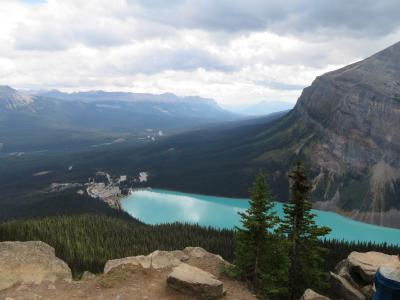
xmin=1 ymin=0 xmax=400 ymax=106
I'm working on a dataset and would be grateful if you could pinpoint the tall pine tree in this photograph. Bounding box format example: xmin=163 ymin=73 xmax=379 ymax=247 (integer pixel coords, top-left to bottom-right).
xmin=281 ymin=162 xmax=331 ymax=300
xmin=234 ymin=172 xmax=288 ymax=299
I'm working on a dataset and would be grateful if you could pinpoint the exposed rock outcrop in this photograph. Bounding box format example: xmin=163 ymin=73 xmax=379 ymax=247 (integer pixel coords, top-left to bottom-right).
xmin=104 ymin=247 xmax=229 ymax=274
xmin=167 ymin=263 xmax=224 ymax=299
xmin=330 ymin=251 xmax=400 ymax=300
xmin=296 ymin=42 xmax=400 ymax=227
xmin=330 ymin=272 xmax=366 ymax=300
xmin=0 ymin=243 xmax=255 ymax=299
xmin=101 ymin=246 xmax=252 ymax=299
xmin=81 ymin=271 xmax=96 ymax=281
xmin=0 ymin=241 xmax=72 ymax=291
xmin=0 ymin=86 xmax=34 ymax=110
xmin=301 ymin=288 xmax=330 ymax=300
xmin=104 ymin=249 xmax=189 ymax=273
xmin=347 ymin=251 xmax=400 ymax=283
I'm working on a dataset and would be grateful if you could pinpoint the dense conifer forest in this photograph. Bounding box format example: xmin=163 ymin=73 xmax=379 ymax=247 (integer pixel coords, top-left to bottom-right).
xmin=0 ymin=214 xmax=234 ymax=276
xmin=0 ymin=213 xmax=398 ymax=278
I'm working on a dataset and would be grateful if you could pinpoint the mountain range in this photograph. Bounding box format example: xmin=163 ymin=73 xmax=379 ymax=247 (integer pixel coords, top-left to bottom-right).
xmin=58 ymin=42 xmax=400 ymax=228
xmin=0 ymin=87 xmax=237 ymax=152
xmin=0 ymin=86 xmax=34 ymax=110
xmin=1 ymin=42 xmax=399 ymax=228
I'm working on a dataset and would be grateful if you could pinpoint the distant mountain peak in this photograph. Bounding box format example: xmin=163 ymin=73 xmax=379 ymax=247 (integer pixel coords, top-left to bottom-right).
xmin=35 ymin=89 xmax=221 ymax=107
xmin=373 ymin=40 xmax=400 ymax=58
xmin=297 ymin=40 xmax=400 ymax=123
xmin=291 ymin=41 xmax=400 ymax=225
xmin=0 ymin=85 xmax=34 ymax=110
xmin=106 ymin=42 xmax=400 ymax=228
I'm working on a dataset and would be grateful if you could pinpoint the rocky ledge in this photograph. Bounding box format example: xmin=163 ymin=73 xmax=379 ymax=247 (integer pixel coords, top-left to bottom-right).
xmin=330 ymin=251 xmax=400 ymax=300
xmin=293 ymin=251 xmax=399 ymax=300
xmin=0 ymin=241 xmax=255 ymax=300
xmin=0 ymin=241 xmax=72 ymax=291
xmin=1 ymin=241 xmax=397 ymax=299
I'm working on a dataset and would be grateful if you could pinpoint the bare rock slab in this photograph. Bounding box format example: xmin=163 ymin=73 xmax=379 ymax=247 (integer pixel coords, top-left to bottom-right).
xmin=104 ymin=255 xmax=151 ymax=273
xmin=301 ymin=289 xmax=330 ymax=300
xmin=104 ymin=250 xmax=189 ymax=274
xmin=330 ymin=272 xmax=365 ymax=300
xmin=0 ymin=241 xmax=72 ymax=291
xmin=81 ymin=271 xmax=96 ymax=281
xmin=167 ymin=263 xmax=224 ymax=299
xmin=347 ymin=251 xmax=400 ymax=284
xmin=150 ymin=250 xmax=189 ymax=269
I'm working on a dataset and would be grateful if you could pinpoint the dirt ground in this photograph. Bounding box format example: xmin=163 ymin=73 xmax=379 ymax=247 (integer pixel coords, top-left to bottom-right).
xmin=0 ymin=256 xmax=257 ymax=300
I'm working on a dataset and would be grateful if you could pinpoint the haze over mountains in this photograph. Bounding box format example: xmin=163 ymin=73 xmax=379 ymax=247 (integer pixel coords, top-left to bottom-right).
xmin=0 ymin=86 xmax=238 ymax=152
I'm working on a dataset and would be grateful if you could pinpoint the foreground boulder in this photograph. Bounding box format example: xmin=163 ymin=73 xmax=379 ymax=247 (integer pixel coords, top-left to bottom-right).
xmin=347 ymin=251 xmax=400 ymax=284
xmin=167 ymin=263 xmax=224 ymax=299
xmin=104 ymin=246 xmax=229 ymax=274
xmin=0 ymin=241 xmax=72 ymax=291
xmin=184 ymin=247 xmax=226 ymax=262
xmin=81 ymin=271 xmax=96 ymax=281
xmin=330 ymin=251 xmax=400 ymax=300
xmin=301 ymin=288 xmax=330 ymax=300
xmin=330 ymin=272 xmax=366 ymax=300
xmin=104 ymin=249 xmax=189 ymax=273
xmin=0 ymin=243 xmax=256 ymax=299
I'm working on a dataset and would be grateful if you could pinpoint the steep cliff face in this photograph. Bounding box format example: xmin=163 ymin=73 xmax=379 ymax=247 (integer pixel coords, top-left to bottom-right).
xmin=294 ymin=42 xmax=400 ymax=226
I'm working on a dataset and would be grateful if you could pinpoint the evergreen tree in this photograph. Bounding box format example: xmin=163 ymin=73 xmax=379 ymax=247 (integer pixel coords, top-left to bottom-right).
xmin=281 ymin=162 xmax=331 ymax=300
xmin=234 ymin=172 xmax=288 ymax=299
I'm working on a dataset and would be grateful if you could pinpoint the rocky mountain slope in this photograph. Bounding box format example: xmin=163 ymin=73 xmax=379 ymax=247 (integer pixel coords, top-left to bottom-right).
xmin=295 ymin=41 xmax=400 ymax=226
xmin=0 ymin=86 xmax=33 ymax=110
xmin=80 ymin=42 xmax=400 ymax=227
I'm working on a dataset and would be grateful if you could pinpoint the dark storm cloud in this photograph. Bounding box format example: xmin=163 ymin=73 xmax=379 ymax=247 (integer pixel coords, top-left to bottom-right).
xmin=132 ymin=0 xmax=400 ymax=37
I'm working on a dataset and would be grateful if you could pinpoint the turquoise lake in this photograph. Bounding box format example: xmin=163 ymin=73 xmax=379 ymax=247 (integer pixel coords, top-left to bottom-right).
xmin=121 ymin=189 xmax=400 ymax=245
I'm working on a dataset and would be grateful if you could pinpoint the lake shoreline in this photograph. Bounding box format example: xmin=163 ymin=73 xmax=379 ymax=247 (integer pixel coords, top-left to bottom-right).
xmin=120 ymin=187 xmax=400 ymax=231
xmin=120 ymin=189 xmax=400 ymax=245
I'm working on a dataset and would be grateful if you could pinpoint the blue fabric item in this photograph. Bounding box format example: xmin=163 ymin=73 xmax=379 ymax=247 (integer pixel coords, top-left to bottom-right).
xmin=373 ymin=269 xmax=400 ymax=300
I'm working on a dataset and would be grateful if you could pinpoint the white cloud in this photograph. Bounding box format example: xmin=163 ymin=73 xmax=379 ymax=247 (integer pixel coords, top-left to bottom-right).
xmin=1 ymin=0 xmax=400 ymax=105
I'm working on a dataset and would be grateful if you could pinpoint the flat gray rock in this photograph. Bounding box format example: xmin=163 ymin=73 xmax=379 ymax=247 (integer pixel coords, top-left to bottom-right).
xmin=0 ymin=241 xmax=72 ymax=291
xmin=347 ymin=251 xmax=400 ymax=283
xmin=167 ymin=263 xmax=224 ymax=299
xmin=330 ymin=272 xmax=365 ymax=300
xmin=104 ymin=249 xmax=189 ymax=274
xmin=301 ymin=288 xmax=330 ymax=300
